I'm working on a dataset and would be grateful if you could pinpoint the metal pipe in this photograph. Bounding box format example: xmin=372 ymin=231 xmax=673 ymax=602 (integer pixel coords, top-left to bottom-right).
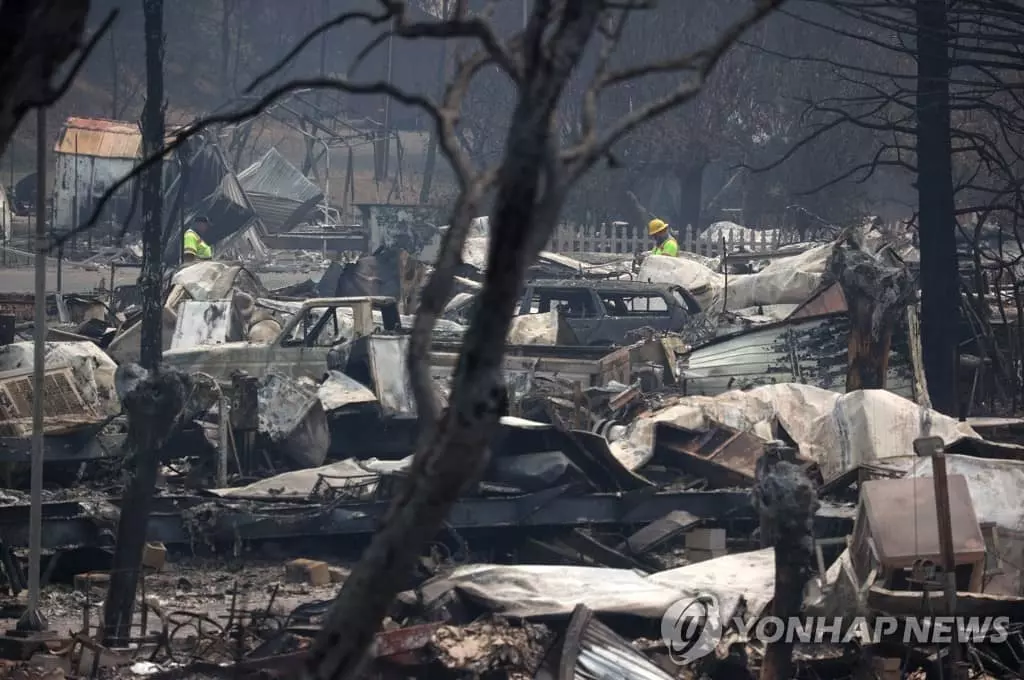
xmin=25 ymin=105 xmax=47 ymax=630
xmin=322 ymin=138 xmax=330 ymax=223
xmin=217 ymin=393 xmax=229 ymax=487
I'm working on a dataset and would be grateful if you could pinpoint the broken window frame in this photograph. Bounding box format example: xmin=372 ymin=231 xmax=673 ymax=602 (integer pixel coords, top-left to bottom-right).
xmin=525 ymin=288 xmax=599 ymax=319
xmin=280 ymin=306 xmax=343 ymax=348
xmin=670 ymin=285 xmax=703 ymax=314
xmin=599 ymin=292 xmax=671 ymax=317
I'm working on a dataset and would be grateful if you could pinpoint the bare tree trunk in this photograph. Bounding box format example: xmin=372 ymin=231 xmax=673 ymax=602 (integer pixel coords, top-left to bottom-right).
xmin=137 ymin=2 xmax=166 ymax=370
xmin=419 ymin=118 xmax=440 ymax=203
xmin=101 ymin=0 xmax=167 ymax=647
xmin=303 ymin=6 xmax=604 ymax=676
xmin=916 ymin=0 xmax=958 ymax=415
xmin=109 ymin=28 xmax=120 ymax=119
xmin=419 ymin=0 xmax=449 ymax=205
xmin=742 ymin=168 xmax=767 ymax=228
xmin=676 ymin=161 xmax=706 ymax=232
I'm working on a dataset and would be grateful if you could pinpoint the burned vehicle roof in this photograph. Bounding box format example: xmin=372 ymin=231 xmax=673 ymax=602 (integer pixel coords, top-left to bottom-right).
xmin=527 ymin=278 xmax=684 ymax=293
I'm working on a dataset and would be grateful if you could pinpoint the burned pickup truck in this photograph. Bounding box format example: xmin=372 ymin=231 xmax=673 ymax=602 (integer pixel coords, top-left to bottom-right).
xmin=162 ymin=296 xmax=402 ymax=381
xmin=516 ymin=279 xmax=703 ymax=346
xmin=163 ymin=295 xmax=633 ymax=399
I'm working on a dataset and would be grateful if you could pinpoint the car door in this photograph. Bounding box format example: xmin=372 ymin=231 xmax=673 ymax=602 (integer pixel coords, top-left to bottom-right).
xmin=564 ymin=288 xmax=604 ymax=345
xmin=593 ymin=291 xmax=638 ymax=345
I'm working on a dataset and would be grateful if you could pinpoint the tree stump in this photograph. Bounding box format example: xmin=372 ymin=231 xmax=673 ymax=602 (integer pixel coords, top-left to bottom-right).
xmin=827 ymin=233 xmax=915 ymax=391
xmin=753 ymin=456 xmax=819 ymax=680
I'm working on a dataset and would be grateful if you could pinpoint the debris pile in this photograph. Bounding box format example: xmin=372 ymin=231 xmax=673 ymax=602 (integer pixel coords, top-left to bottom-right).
xmin=0 ymin=214 xmax=1020 ymax=679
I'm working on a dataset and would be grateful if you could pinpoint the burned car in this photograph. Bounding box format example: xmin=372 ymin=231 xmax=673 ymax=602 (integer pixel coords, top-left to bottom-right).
xmin=162 ymin=296 xmax=402 ymax=382
xmin=517 ymin=279 xmax=702 ymax=346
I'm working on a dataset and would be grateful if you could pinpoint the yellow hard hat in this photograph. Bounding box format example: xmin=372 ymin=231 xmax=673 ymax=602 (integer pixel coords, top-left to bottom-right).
xmin=648 ymin=218 xmax=668 ymax=236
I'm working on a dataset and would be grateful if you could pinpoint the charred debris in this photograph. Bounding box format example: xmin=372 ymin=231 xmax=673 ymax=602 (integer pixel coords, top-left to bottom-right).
xmin=0 ymin=212 xmax=1023 ymax=680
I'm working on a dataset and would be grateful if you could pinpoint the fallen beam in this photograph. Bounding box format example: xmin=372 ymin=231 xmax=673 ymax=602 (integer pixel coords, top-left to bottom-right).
xmin=0 ymin=491 xmax=857 ymax=550
xmin=0 ymin=490 xmax=748 ymax=548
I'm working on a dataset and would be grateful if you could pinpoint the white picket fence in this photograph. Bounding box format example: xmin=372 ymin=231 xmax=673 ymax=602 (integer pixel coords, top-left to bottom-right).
xmin=546 ymin=222 xmax=807 ymax=256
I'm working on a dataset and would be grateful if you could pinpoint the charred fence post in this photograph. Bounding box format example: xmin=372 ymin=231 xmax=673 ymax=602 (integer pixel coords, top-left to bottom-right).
xmin=827 ymin=233 xmax=915 ymax=391
xmin=102 ymin=366 xmax=186 ymax=647
xmin=753 ymin=451 xmax=819 ymax=680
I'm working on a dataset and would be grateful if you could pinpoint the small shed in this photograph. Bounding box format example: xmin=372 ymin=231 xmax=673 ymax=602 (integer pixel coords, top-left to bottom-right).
xmin=52 ymin=116 xmax=141 ymax=235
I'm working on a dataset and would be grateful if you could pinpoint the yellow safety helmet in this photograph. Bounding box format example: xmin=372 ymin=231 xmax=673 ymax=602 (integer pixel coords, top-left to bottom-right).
xmin=648 ymin=218 xmax=668 ymax=236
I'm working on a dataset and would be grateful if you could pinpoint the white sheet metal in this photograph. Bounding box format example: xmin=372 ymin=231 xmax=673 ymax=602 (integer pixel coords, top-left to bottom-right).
xmin=210 ymin=456 xmax=411 ymax=499
xmin=257 ymin=373 xmax=328 ymax=468
xmin=805 ymin=389 xmax=979 ymax=481
xmin=317 ymin=370 xmax=378 ymax=412
xmin=908 ymin=454 xmax=1024 ymax=533
xmin=419 ymin=549 xmax=775 ymax=622
xmin=367 ymin=335 xmax=416 ymax=417
xmin=610 ymin=384 xmax=979 ymax=481
xmin=170 ymin=300 xmax=240 ymax=351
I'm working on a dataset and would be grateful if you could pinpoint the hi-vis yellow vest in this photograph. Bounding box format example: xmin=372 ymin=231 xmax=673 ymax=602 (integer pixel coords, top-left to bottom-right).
xmin=651 ymin=236 xmax=679 ymax=256
xmin=183 ymin=229 xmax=212 ymax=259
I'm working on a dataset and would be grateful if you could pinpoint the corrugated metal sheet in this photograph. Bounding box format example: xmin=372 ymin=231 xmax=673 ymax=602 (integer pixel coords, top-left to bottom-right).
xmin=681 ymin=312 xmax=915 ymax=399
xmin=546 ymin=604 xmax=675 ymax=680
xmin=237 ymin=149 xmax=309 ymax=197
xmin=53 ymin=116 xmax=141 ymax=159
xmin=575 ymin=620 xmax=676 ymax=680
xmin=237 ymin=150 xmax=323 ymax=232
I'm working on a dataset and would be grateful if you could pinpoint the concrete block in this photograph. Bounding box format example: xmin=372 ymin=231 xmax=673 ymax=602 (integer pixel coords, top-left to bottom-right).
xmin=685 ymin=528 xmax=726 ymax=551
xmin=285 ymin=559 xmax=330 ymax=586
xmin=142 ymin=542 xmax=166 ymax=572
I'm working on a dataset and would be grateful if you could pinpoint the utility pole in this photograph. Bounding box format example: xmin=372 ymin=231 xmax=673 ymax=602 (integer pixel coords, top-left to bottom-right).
xmin=523 ymin=0 xmax=528 ymax=28
xmin=18 ymin=104 xmax=48 ymax=634
xmin=913 ymin=436 xmax=967 ymax=680
xmin=102 ymin=0 xmax=167 ymax=646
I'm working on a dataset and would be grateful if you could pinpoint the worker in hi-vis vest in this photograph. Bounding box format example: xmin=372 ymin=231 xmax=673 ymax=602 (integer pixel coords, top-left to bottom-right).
xmin=183 ymin=216 xmax=213 ymax=263
xmin=648 ymin=218 xmax=678 ymax=256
